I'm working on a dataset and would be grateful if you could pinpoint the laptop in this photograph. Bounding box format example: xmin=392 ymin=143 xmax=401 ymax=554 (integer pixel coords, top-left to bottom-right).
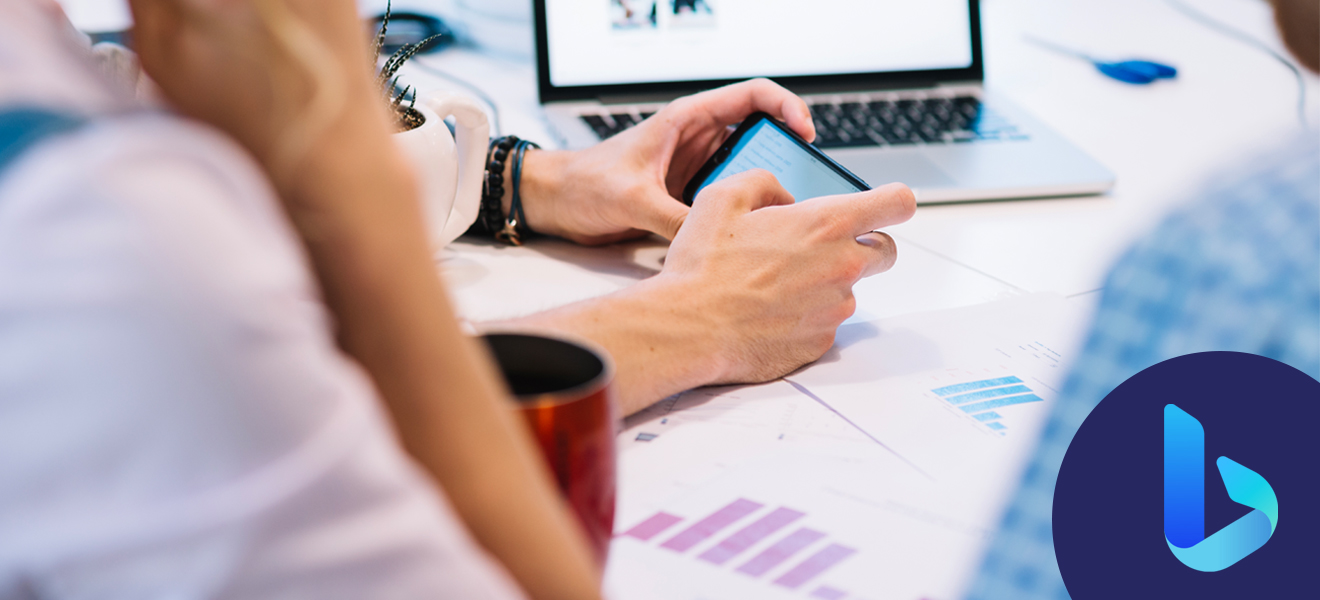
xmin=532 ymin=0 xmax=1114 ymax=203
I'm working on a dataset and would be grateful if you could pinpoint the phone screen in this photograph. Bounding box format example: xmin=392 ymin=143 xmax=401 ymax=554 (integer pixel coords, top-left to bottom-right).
xmin=694 ymin=119 xmax=866 ymax=202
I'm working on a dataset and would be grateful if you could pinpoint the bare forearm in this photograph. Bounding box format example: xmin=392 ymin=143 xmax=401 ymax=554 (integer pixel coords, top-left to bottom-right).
xmin=505 ymin=274 xmax=729 ymax=416
xmin=494 ymin=152 xmax=733 ymax=414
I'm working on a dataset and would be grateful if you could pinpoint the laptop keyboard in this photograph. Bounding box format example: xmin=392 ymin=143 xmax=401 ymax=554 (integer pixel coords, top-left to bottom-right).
xmin=578 ymin=95 xmax=1028 ymax=147
xmin=581 ymin=112 xmax=656 ymax=140
xmin=810 ymin=96 xmax=1027 ymax=147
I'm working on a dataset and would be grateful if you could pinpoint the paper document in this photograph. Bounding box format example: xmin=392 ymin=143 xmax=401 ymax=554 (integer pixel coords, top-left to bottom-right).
xmin=607 ymin=294 xmax=1091 ymax=600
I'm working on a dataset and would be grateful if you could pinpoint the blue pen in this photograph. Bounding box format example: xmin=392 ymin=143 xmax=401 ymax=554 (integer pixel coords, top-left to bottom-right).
xmin=1025 ymin=36 xmax=1178 ymax=84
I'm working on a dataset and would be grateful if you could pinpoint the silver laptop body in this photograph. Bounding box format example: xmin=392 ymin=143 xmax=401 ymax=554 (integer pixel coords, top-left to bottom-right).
xmin=532 ymin=1 xmax=1113 ymax=204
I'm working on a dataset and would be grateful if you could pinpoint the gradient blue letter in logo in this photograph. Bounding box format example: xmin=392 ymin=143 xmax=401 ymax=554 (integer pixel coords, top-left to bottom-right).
xmin=1164 ymin=404 xmax=1279 ymax=571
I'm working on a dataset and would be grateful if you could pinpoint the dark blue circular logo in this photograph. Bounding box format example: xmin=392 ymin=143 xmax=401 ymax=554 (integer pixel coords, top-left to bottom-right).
xmin=1053 ymin=352 xmax=1320 ymax=598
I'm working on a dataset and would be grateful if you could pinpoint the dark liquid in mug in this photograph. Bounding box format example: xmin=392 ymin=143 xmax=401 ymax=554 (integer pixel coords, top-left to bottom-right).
xmin=486 ymin=334 xmax=606 ymax=399
xmin=507 ymin=375 xmax=587 ymax=396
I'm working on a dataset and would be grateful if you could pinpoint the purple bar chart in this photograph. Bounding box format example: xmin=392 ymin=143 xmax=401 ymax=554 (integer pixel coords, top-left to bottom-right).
xmin=618 ymin=498 xmax=857 ymax=597
xmin=810 ymin=586 xmax=847 ymax=600
xmin=773 ymin=544 xmax=857 ymax=589
xmin=699 ymin=507 xmax=805 ymax=566
xmin=660 ymin=498 xmax=763 ymax=552
xmin=621 ymin=512 xmax=684 ymax=541
xmin=736 ymin=528 xmax=826 ymax=577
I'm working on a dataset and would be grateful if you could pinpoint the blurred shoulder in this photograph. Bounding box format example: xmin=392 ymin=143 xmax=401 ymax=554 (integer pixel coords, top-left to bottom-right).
xmin=0 ymin=109 xmax=313 ymax=304
xmin=1121 ymin=132 xmax=1319 ymax=282
xmin=0 ymin=108 xmax=338 ymax=493
xmin=1082 ymin=132 xmax=1320 ymax=391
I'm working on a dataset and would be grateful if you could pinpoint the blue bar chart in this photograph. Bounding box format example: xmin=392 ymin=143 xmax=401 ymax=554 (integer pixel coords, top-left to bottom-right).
xmin=620 ymin=498 xmax=857 ymax=597
xmin=931 ymin=375 xmax=1043 ymax=434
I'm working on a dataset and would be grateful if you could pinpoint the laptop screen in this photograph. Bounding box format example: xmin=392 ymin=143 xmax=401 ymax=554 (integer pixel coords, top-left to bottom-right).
xmin=544 ymin=0 xmax=974 ymax=88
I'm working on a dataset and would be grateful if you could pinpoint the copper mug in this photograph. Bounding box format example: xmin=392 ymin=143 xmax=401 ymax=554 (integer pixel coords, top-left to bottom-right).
xmin=481 ymin=332 xmax=617 ymax=566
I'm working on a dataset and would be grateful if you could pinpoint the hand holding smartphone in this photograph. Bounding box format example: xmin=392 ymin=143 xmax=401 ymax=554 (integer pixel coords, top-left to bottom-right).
xmin=682 ymin=112 xmax=870 ymax=205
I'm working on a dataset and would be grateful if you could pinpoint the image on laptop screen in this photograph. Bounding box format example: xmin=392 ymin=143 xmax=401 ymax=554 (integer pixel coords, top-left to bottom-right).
xmin=545 ymin=0 xmax=974 ymax=87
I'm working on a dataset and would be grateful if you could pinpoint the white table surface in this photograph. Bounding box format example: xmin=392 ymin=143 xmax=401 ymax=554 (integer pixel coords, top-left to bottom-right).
xmin=399 ymin=0 xmax=1320 ymax=320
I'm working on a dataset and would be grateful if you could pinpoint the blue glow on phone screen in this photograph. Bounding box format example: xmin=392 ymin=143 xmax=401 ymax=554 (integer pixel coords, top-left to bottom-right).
xmin=696 ymin=120 xmax=864 ymax=202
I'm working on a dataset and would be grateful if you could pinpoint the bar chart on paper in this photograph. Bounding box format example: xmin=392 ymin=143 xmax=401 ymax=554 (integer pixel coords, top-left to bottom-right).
xmin=918 ymin=341 xmax=1066 ymax=436
xmin=606 ymin=448 xmax=987 ymax=600
xmin=929 ymin=374 xmax=1043 ymax=435
xmin=617 ymin=498 xmax=858 ymax=599
xmin=777 ymin=358 xmax=1064 ymax=488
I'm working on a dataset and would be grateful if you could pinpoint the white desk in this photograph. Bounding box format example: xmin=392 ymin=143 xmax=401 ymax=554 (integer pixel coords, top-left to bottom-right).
xmin=398 ymin=1 xmax=1318 ymax=597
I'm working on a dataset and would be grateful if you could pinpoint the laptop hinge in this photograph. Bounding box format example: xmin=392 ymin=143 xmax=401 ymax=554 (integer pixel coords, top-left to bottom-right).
xmin=596 ymin=93 xmax=684 ymax=106
xmin=595 ymin=80 xmax=983 ymax=105
xmin=786 ymin=79 xmax=982 ymax=96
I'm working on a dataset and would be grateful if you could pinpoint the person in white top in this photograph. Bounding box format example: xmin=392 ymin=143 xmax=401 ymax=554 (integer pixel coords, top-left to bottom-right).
xmin=0 ymin=0 xmax=915 ymax=598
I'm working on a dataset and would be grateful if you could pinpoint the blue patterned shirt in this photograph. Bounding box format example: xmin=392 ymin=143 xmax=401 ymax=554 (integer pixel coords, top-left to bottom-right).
xmin=963 ymin=132 xmax=1320 ymax=600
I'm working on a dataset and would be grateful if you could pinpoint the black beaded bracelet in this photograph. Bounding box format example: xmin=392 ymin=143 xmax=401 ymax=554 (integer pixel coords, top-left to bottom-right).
xmin=466 ymin=135 xmax=517 ymax=237
xmin=485 ymin=135 xmax=519 ymax=236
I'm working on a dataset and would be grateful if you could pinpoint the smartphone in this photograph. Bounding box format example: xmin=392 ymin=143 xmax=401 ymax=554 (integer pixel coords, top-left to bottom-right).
xmin=682 ymin=112 xmax=870 ymax=205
